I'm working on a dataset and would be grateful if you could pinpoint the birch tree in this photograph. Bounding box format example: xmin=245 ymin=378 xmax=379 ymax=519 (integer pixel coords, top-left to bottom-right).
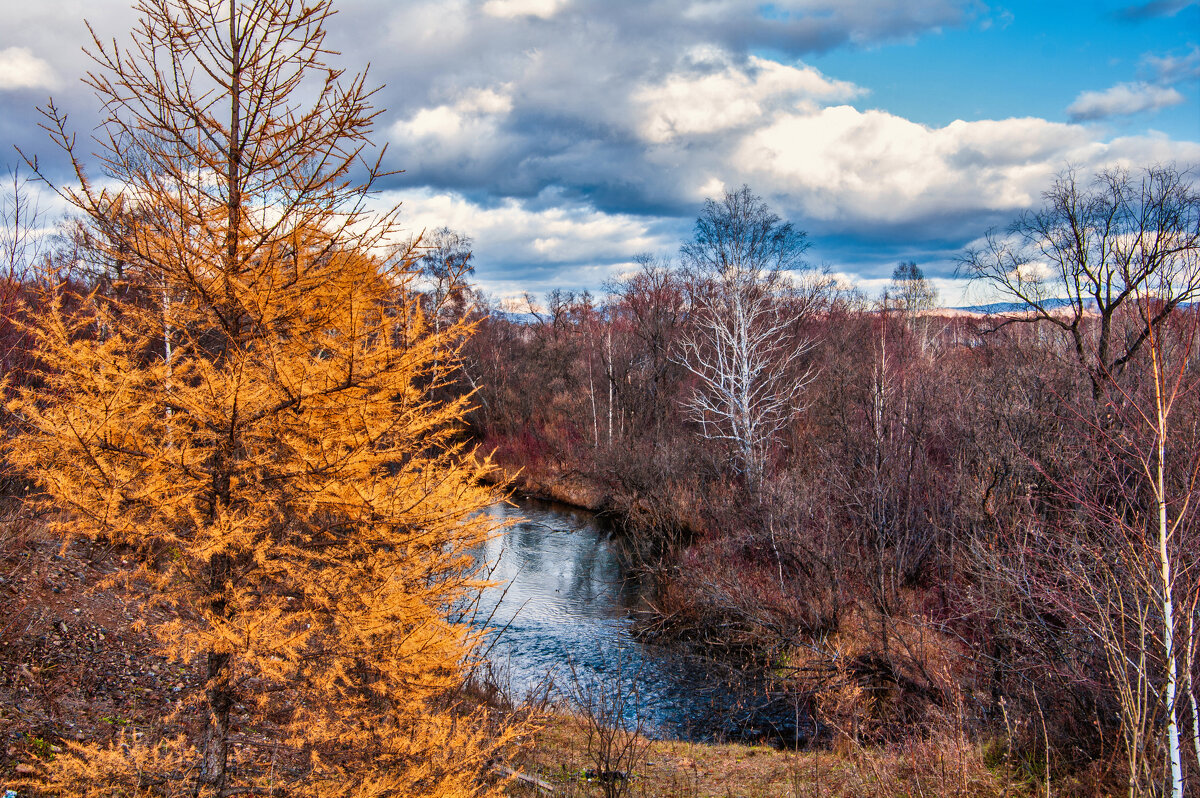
xmin=1112 ymin=288 xmax=1197 ymax=798
xmin=676 ymin=185 xmax=815 ymax=495
xmin=888 ymin=260 xmax=939 ymax=355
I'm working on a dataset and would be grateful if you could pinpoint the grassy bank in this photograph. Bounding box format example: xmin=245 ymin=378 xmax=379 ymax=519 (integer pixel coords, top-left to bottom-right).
xmin=506 ymin=714 xmax=1030 ymax=797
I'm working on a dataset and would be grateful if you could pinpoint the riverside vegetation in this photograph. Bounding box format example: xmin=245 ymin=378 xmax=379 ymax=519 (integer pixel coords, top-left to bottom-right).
xmin=453 ymin=172 xmax=1200 ymax=796
xmin=0 ymin=0 xmax=1198 ymax=796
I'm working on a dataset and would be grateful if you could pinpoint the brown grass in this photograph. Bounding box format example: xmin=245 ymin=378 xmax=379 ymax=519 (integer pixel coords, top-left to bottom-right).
xmin=505 ymin=713 xmax=1030 ymax=798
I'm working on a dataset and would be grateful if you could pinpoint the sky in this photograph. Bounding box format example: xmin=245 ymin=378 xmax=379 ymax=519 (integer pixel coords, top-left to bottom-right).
xmin=1 ymin=0 xmax=1198 ymax=306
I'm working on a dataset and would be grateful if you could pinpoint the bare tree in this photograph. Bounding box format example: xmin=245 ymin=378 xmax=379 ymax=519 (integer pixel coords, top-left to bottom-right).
xmin=0 ymin=168 xmax=48 ymax=283
xmin=418 ymin=225 xmax=476 ymax=329
xmin=0 ymin=168 xmax=48 ymax=373
xmin=1117 ymin=291 xmax=1198 ymax=798
xmin=608 ymin=253 xmax=687 ymax=439
xmin=567 ymin=654 xmax=651 ymax=798
xmin=675 ymin=185 xmax=814 ymax=495
xmin=888 ymin=261 xmax=937 ymax=318
xmin=960 ymin=164 xmax=1200 ymax=400
xmin=887 ymin=260 xmax=940 ymax=356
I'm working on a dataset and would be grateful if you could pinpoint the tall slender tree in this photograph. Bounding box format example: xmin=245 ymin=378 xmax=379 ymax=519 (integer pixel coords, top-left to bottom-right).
xmin=676 ymin=185 xmax=814 ymax=495
xmin=10 ymin=1 xmax=510 ymax=795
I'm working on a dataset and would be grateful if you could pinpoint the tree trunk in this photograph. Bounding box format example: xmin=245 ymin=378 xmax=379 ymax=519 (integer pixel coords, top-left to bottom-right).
xmin=1156 ymin=418 xmax=1183 ymax=798
xmin=200 ymin=650 xmax=233 ymax=793
xmin=199 ymin=552 xmax=233 ymax=792
xmin=1150 ymin=331 xmax=1184 ymax=798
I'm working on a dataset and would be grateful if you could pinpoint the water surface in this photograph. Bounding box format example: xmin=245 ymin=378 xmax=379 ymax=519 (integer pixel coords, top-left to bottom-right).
xmin=474 ymin=497 xmax=810 ymax=744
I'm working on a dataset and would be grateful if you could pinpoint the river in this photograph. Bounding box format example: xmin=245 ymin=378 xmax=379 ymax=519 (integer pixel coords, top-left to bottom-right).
xmin=472 ymin=496 xmax=811 ymax=745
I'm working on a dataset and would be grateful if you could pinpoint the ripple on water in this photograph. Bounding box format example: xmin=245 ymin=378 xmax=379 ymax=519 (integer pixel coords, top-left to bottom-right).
xmin=472 ymin=497 xmax=814 ymax=746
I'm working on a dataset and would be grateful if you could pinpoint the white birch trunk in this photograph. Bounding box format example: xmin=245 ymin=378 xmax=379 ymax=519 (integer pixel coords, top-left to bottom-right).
xmin=1187 ymin=609 xmax=1200 ymax=777
xmin=588 ymin=351 xmax=599 ymax=448
xmin=1152 ymin=339 xmax=1184 ymax=798
xmin=606 ymin=328 xmax=613 ymax=445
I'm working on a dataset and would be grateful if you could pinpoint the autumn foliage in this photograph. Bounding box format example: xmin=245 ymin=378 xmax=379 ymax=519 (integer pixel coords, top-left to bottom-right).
xmin=7 ymin=0 xmax=510 ymax=795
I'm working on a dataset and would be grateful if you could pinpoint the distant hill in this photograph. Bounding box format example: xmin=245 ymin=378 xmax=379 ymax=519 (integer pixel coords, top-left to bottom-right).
xmin=494 ymin=310 xmax=541 ymax=325
xmin=951 ymin=297 xmax=1097 ymax=315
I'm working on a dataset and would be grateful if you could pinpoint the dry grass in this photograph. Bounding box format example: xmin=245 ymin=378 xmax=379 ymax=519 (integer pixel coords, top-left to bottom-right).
xmin=505 ymin=714 xmax=1031 ymax=798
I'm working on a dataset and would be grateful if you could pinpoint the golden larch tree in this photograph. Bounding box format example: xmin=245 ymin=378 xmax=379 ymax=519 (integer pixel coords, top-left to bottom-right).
xmin=9 ymin=1 xmax=512 ymax=795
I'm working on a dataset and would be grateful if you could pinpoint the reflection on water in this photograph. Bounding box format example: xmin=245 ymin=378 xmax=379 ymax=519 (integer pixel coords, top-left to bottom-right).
xmin=473 ymin=497 xmax=811 ymax=744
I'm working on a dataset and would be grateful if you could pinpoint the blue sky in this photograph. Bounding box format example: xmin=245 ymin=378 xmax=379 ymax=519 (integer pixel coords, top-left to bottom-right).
xmin=1 ymin=0 xmax=1198 ymax=305
xmin=805 ymin=1 xmax=1198 ymax=137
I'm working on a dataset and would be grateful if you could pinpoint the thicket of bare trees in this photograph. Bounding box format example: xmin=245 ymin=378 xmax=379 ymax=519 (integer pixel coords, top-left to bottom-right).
xmin=459 ymin=168 xmax=1200 ymax=795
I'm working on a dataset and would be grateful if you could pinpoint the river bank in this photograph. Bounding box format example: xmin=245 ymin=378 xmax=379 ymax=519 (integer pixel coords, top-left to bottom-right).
xmin=483 ymin=458 xmax=610 ymax=516
xmin=477 ymin=497 xmax=815 ymax=746
xmin=506 ymin=712 xmax=1025 ymax=797
xmin=0 ymin=511 xmax=1037 ymax=797
xmin=476 ymin=450 xmax=1057 ymax=785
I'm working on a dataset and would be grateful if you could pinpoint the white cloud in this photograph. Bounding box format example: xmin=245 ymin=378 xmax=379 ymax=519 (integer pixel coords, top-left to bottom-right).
xmin=634 ymin=54 xmax=862 ymax=143
xmin=390 ymin=85 xmax=517 ymax=167
xmin=731 ymin=106 xmax=1100 ymax=224
xmin=399 ymin=191 xmax=673 ymax=262
xmin=0 ymin=46 xmax=58 ymax=91
xmin=457 ymin=86 xmax=515 ymax=115
xmin=385 ymin=189 xmax=681 ymax=297
xmin=694 ymin=177 xmax=728 ymax=202
xmin=1066 ymin=81 xmax=1185 ymax=121
xmin=482 ymin=0 xmax=568 ymax=19
xmin=1142 ymin=45 xmax=1200 ymax=85
xmin=398 ymin=0 xmax=474 ymax=44
xmin=397 ymin=86 xmax=513 ymax=137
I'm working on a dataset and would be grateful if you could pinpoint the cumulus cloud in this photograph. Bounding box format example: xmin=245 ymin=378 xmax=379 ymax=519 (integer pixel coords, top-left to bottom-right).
xmin=386 ymin=51 xmax=1199 ymax=246
xmin=0 ymin=47 xmax=58 ymax=91
xmin=386 ymin=188 xmax=684 ymax=298
xmin=394 ymin=86 xmax=514 ymax=139
xmin=634 ymin=52 xmax=862 ymax=143
xmin=735 ymin=108 xmax=1087 ymax=223
xmin=1066 ymin=81 xmax=1185 ymax=121
xmin=482 ymin=0 xmax=569 ymax=19
xmin=728 ymin=106 xmax=1198 ymax=241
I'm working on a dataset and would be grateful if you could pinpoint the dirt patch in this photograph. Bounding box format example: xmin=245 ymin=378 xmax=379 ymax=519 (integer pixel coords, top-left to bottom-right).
xmin=0 ymin=516 xmax=196 ymax=790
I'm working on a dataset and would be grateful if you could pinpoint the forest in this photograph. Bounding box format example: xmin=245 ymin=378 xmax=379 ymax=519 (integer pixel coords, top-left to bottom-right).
xmin=0 ymin=0 xmax=1198 ymax=796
